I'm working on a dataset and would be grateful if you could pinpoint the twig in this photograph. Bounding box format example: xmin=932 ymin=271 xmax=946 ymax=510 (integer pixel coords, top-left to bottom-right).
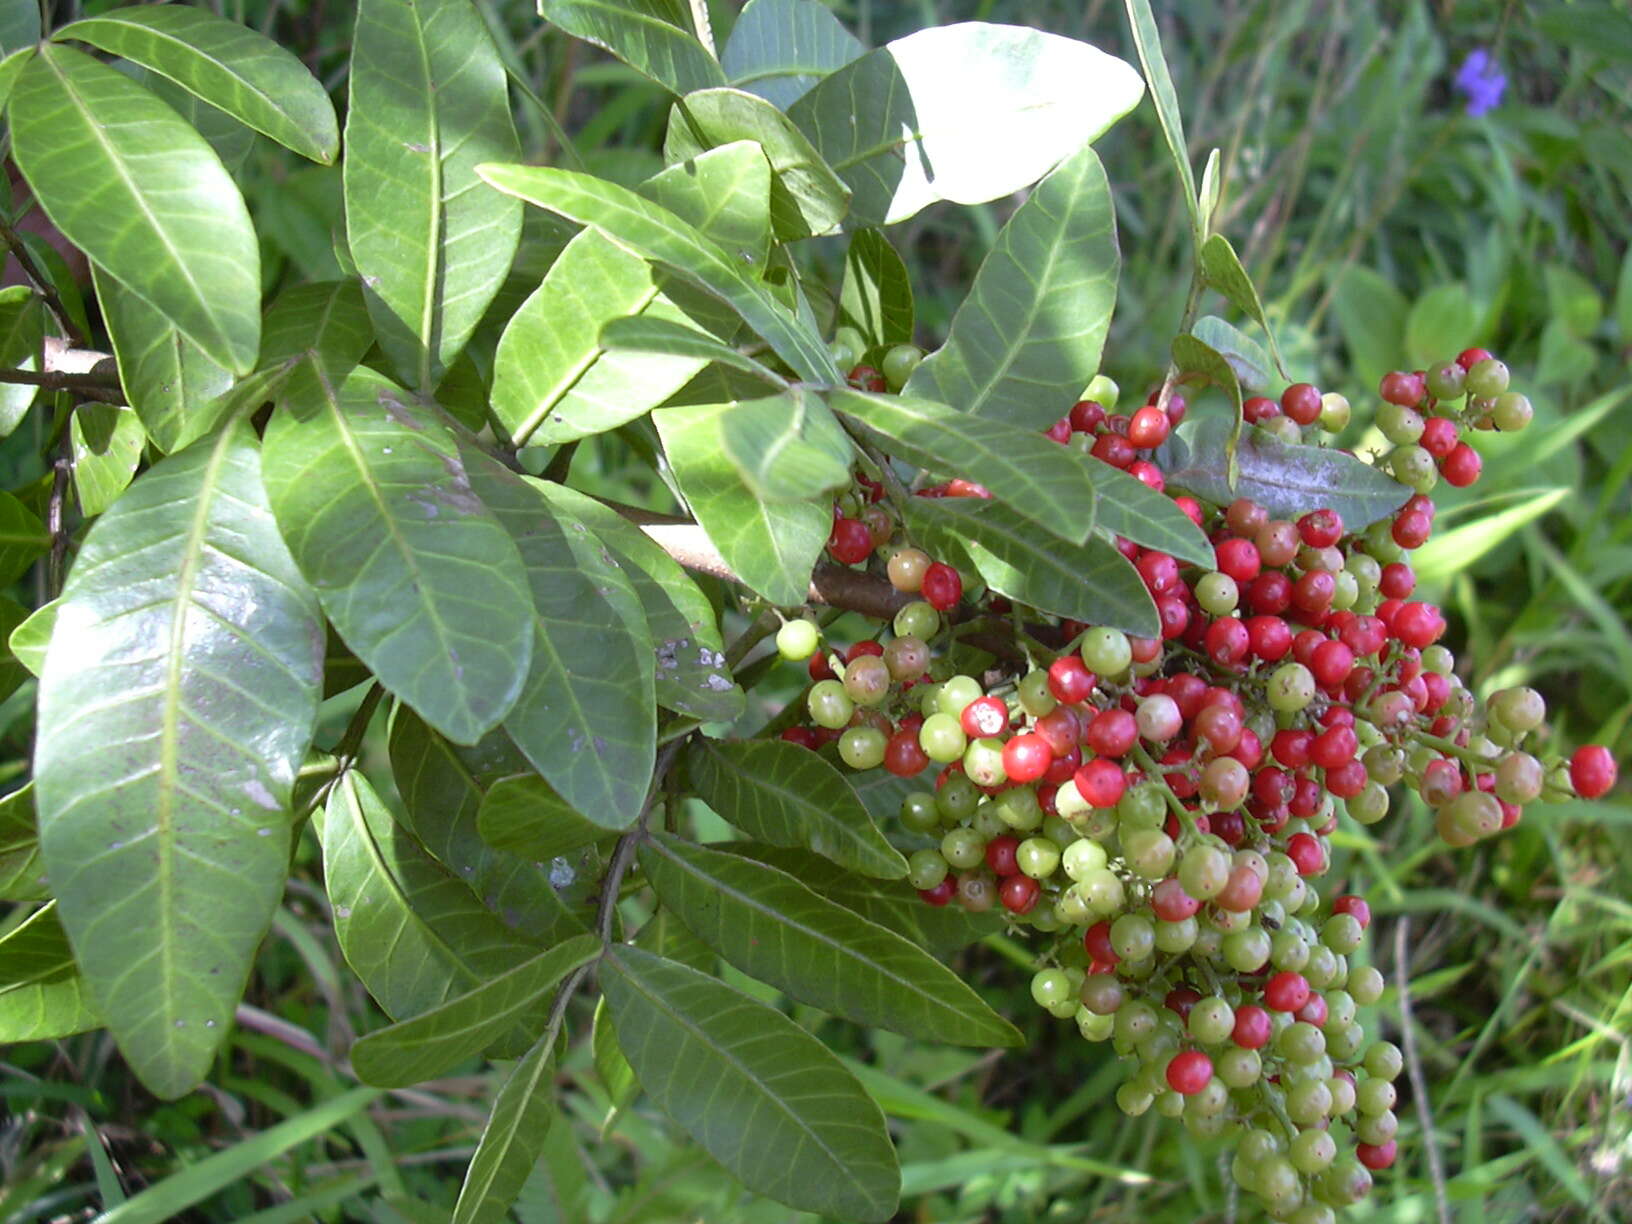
xmin=0 ymin=214 xmax=85 ymax=346
xmin=0 ymin=366 xmax=124 ymax=402
xmin=1394 ymin=917 xmax=1451 ymax=1224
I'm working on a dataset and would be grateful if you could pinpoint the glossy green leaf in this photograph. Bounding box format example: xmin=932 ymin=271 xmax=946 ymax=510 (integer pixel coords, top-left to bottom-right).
xmin=664 ymin=88 xmax=849 ymax=238
xmin=686 ymin=737 xmax=905 ymax=878
xmin=260 ymin=279 xmax=375 ymax=394
xmin=261 ymin=368 xmax=534 ymax=745
xmin=600 ymin=945 xmax=900 ymax=1222
xmin=1121 ymin=0 xmax=1197 ymax=241
xmin=643 ymin=833 xmax=1020 ymax=1046
xmin=906 ymin=497 xmax=1158 ymax=636
xmin=8 ymin=598 xmax=55 ymax=679
xmin=476 ymin=773 xmax=608 ymax=862
xmin=352 ymin=934 xmax=599 ymax=1087
xmin=456 ymin=448 xmax=656 ymax=827
xmin=653 ymin=403 xmax=828 ymax=606
xmin=93 ymin=265 xmax=234 ymax=454
xmin=319 ymin=771 xmax=545 ymax=1032
xmin=345 ymin=0 xmax=523 ymax=389
xmin=477 ymin=163 xmax=839 ymax=383
xmin=600 ymin=315 xmax=788 ymax=387
xmin=829 ymin=388 xmax=1097 ymax=545
xmin=0 ymin=902 xmax=101 ymax=1042
xmin=720 ymin=0 xmax=864 ymax=109
xmin=534 ymin=483 xmax=743 ymax=722
xmin=838 ymin=229 xmax=913 ymax=350
xmin=452 ymin=1026 xmax=558 ymax=1224
xmin=0 ymin=1 xmax=38 ymax=56
xmin=491 ymin=228 xmax=707 ymax=447
xmin=716 ymin=390 xmax=853 ymax=502
xmin=1198 ymin=234 xmax=1286 ymax=376
xmin=789 ymin=23 xmax=1142 ymax=227
xmin=1159 ymin=415 xmax=1411 ymax=527
xmin=0 ymin=490 xmax=49 ymax=585
xmin=10 ymin=44 xmax=260 ymax=373
xmin=1171 ymin=333 xmax=1246 ymax=430
xmin=135 ymin=66 xmax=257 ymax=176
xmin=0 ymin=285 xmax=44 ymax=436
xmin=539 ymin=0 xmax=724 ymax=94
xmin=593 ymin=994 xmax=640 ymax=1115
xmin=389 ymin=707 xmax=589 ymax=946
xmin=638 ymin=141 xmax=773 ymax=267
xmin=69 ymin=404 xmax=146 ymax=518
xmin=35 ymin=420 xmax=324 ymax=1097
xmin=54 ymin=5 xmax=338 ymax=163
xmin=1087 ymin=460 xmax=1215 ymax=569
xmin=902 ymin=145 xmax=1118 ymax=430
xmin=0 ymin=785 xmax=46 ymax=901
xmin=1191 ymin=314 xmax=1273 ymax=393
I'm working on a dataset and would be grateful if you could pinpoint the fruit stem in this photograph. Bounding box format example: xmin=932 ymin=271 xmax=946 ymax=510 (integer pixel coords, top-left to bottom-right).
xmin=1129 ymin=741 xmax=1195 ymax=825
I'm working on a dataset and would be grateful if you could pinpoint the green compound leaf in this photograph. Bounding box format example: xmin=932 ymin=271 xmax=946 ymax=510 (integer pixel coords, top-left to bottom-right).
xmin=491 ymin=228 xmax=707 ymax=447
xmin=902 ymin=144 xmax=1119 ymax=431
xmin=345 ymin=0 xmax=522 ymax=389
xmin=1198 ymin=234 xmax=1287 ymax=378
xmin=10 ymin=44 xmax=260 ymax=374
xmin=789 ymin=23 xmax=1142 ymax=228
xmin=539 ymin=0 xmax=725 ymax=95
xmin=0 ymin=784 xmax=47 ymax=901
xmin=600 ymin=944 xmax=900 ymax=1222
xmin=1159 ymin=415 xmax=1412 ymax=528
xmin=1087 ymin=460 xmax=1215 ymax=569
xmin=53 ymin=4 xmax=338 ymax=163
xmin=477 ymin=163 xmax=839 ymax=383
xmin=838 ymin=228 xmax=914 ymax=351
xmin=653 ymin=403 xmax=829 ymax=607
xmin=319 ymin=772 xmax=546 ymax=1033
xmin=35 ymin=421 xmax=324 ymax=1097
xmin=93 ymin=266 xmax=233 ymax=455
xmin=0 ymin=902 xmax=101 ymax=1042
xmin=351 ymin=933 xmax=599 ymax=1087
xmin=664 ymin=87 xmax=849 ymax=239
xmin=720 ymin=0 xmax=863 ymax=109
xmin=828 ymin=388 xmax=1097 ymax=546
xmin=905 ymin=497 xmax=1160 ymax=637
xmin=453 ymin=449 xmax=656 ymax=829
xmin=69 ymin=403 xmax=146 ymax=518
xmin=452 ymin=1026 xmax=558 ymax=1224
xmin=642 ymin=833 xmax=1020 ymax=1046
xmin=476 ymin=773 xmax=608 ymax=863
xmin=389 ymin=707 xmax=589 ymax=947
xmin=262 ymin=368 xmax=534 ymax=745
xmin=639 ymin=141 xmax=773 ymax=268
xmin=686 ymin=737 xmax=905 ymax=878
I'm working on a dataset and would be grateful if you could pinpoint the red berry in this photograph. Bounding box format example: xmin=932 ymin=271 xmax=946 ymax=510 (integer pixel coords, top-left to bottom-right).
xmin=1152 ymin=877 xmax=1201 ymax=922
xmin=1165 ymin=1050 xmax=1213 ymax=1095
xmin=1325 ymin=759 xmax=1369 ymax=798
xmin=1247 ymin=571 xmax=1291 ymax=615
xmin=1216 ymin=537 xmax=1262 ymax=584
xmin=884 ymin=728 xmax=930 ymax=777
xmin=1441 ymin=441 xmax=1482 ymax=486
xmin=1456 ymin=347 xmax=1494 ymax=370
xmin=1380 ymin=370 xmax=1425 ymax=407
xmin=919 ymin=877 xmax=957 ymax=906
xmin=1286 ymin=831 xmax=1326 ymax=876
xmin=1295 ymin=993 xmax=1329 ymax=1027
xmin=1232 ymin=1005 xmax=1272 ymax=1048
xmin=1298 ymin=508 xmax=1344 ymax=548
xmin=1086 ymin=707 xmax=1138 ymax=758
xmin=1570 ymin=745 xmax=1618 ymax=798
xmin=1333 ymin=894 xmax=1371 ymax=928
xmin=1281 ymin=383 xmax=1323 ymax=426
xmin=1068 ymin=399 xmax=1106 ymax=433
xmin=1393 ymin=602 xmax=1445 ymax=649
xmin=1048 ymin=655 xmax=1095 ymax=704
xmin=846 ymin=364 xmax=887 ymax=392
xmin=1271 ymin=729 xmax=1314 ymax=769
xmin=1205 ymin=616 xmax=1251 ymax=667
xmin=960 ymin=695 xmax=1009 ymax=738
xmin=1311 ymin=725 xmax=1358 ymax=770
xmin=1128 ymin=403 xmax=1171 ymax=448
xmin=1264 ymin=971 xmax=1311 ymax=1012
xmin=999 ymin=873 xmax=1040 ymax=914
xmin=1084 ymin=920 xmax=1119 ymax=965
xmin=1420 ymin=415 xmax=1459 ymax=458
xmin=827 ymin=517 xmax=873 ymax=565
xmin=1136 ymin=550 xmax=1181 ymax=595
xmin=921 ymin=562 xmax=963 ymax=611
xmin=1164 ymin=985 xmax=1202 ymax=1021
xmin=1379 ymin=562 xmax=1416 ymax=600
xmin=1128 ymin=460 xmax=1165 ymax=491
xmin=985 ymin=834 xmax=1020 ymax=876
xmin=1357 ymin=1140 xmax=1398 ymax=1171
xmin=1002 ymin=733 xmax=1053 ymax=784
xmin=1044 ymin=417 xmax=1072 ymax=444
xmin=1391 ymin=510 xmax=1431 ymax=550
xmin=1243 ymin=395 xmax=1280 ymax=423
xmin=1173 ymin=497 xmax=1204 ymax=527
xmin=1090 ymin=432 xmax=1136 ymax=469
xmin=808 ymin=652 xmax=835 ymax=682
xmin=1246 ymin=615 xmax=1293 ymax=661
xmin=781 ymin=726 xmax=818 ymax=749
xmin=1312 ymin=639 xmax=1356 ymax=688
xmin=1074 ymin=758 xmax=1127 ymax=808
xmin=845 ymin=640 xmax=884 ymax=662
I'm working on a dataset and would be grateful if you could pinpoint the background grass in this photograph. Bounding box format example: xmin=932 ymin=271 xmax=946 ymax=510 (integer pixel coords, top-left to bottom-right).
xmin=3 ymin=1 xmax=1631 ymax=1221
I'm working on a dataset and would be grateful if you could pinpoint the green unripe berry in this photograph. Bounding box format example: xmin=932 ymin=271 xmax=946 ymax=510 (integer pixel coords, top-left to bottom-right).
xmin=935 ymin=773 xmax=980 ymax=821
xmin=1364 ymin=1040 xmax=1404 ymax=1080
xmin=971 ymin=800 xmax=1007 ymax=840
xmin=1223 ymin=926 xmax=1272 ymax=973
xmin=994 ymin=785 xmax=1043 ymax=831
xmin=1061 ymin=837 xmax=1109 ymax=880
xmin=1491 ymin=685 xmax=1546 ymax=733
xmin=936 ymin=674 xmax=984 ymax=719
xmin=1377 ymin=401 xmax=1425 ymax=445
xmin=1348 ymin=964 xmax=1385 ymax=1006
xmin=1466 ymin=357 xmax=1510 ymax=398
xmin=838 ymin=725 xmax=887 ymax=769
xmin=1492 ymin=390 xmax=1533 ymax=432
xmin=1016 ymin=836 xmax=1061 ymax=879
xmin=1121 ymin=827 xmax=1176 ymax=879
xmin=940 ymin=827 xmax=985 ymax=870
xmin=906 ymin=848 xmax=948 ymax=890
xmin=1217 ymin=1045 xmax=1262 ymax=1088
xmin=1268 ymin=662 xmax=1316 ymax=712
xmin=1291 ymin=1128 xmax=1337 ymax=1175
xmin=963 ymin=736 xmax=1008 ymax=788
xmin=807 ymin=679 xmax=853 ymax=729
xmin=881 ymin=343 xmax=924 ymax=390
xmin=892 ymin=600 xmax=940 ymax=640
xmin=1195 ymin=571 xmax=1239 ymax=615
xmin=1178 ymin=843 xmax=1231 ymax=900
xmin=1356 ymin=1077 xmax=1397 ymax=1116
xmin=1322 ymin=913 xmax=1364 ymax=955
xmin=1110 ymin=912 xmax=1156 ymax=962
xmin=1188 ymin=996 xmax=1235 ymax=1045
xmin=776 ymin=618 xmax=819 ymax=660
xmin=918 ymin=713 xmax=967 ymax=763
xmin=1425 ymin=360 xmax=1466 ymax=400
xmin=1030 ymin=967 xmax=1072 ymax=1009
xmin=1388 ymin=443 xmax=1438 ymax=492
xmin=1154 ymin=915 xmax=1198 ymax=953
xmin=1083 ymin=373 xmax=1119 ymax=410
xmin=1318 ymin=391 xmax=1351 ymax=431
xmin=843 ymin=655 xmax=891 ymax=706
xmin=899 ymin=791 xmax=940 ymax=832
xmin=1080 ymin=626 xmax=1133 ymax=676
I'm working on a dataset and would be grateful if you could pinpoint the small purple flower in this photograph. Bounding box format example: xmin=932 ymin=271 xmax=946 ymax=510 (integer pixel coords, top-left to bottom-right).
xmin=1454 ymin=48 xmax=1506 ymax=117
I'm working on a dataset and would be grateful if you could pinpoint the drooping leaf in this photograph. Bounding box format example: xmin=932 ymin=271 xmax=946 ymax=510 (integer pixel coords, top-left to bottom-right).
xmin=828 ymin=388 xmax=1097 ymax=545
xmin=599 ymin=315 xmax=787 ymax=387
xmin=653 ymin=403 xmax=829 ymax=606
xmin=638 ymin=141 xmax=774 ymax=267
xmin=53 ymin=4 xmax=338 ymax=163
xmin=93 ymin=265 xmax=234 ymax=454
xmin=716 ymin=390 xmax=854 ymax=502
xmin=837 ymin=229 xmax=913 ymax=350
xmin=534 ymin=483 xmax=743 ymax=722
xmin=664 ymin=87 xmax=849 ymax=238
xmin=905 ymin=497 xmax=1159 ymax=636
xmin=345 ymin=0 xmax=523 ymax=389
xmin=476 ymin=774 xmax=608 ymax=863
xmin=902 ymin=144 xmax=1118 ymax=430
xmin=0 ymin=286 xmax=44 ymax=436
xmin=600 ymin=945 xmax=900 ymax=1222
xmin=455 ymin=447 xmax=656 ymax=828
xmin=0 ymin=784 xmax=47 ymax=901
xmin=0 ymin=490 xmax=50 ymax=585
xmin=1158 ymin=415 xmax=1411 ymax=527
xmin=69 ymin=403 xmax=146 ymax=518
xmin=686 ymin=737 xmax=905 ymax=878
xmin=261 ymin=367 xmax=535 ymax=745
xmin=1120 ymin=0 xmax=1198 ymax=243
xmin=788 ymin=23 xmax=1143 ymax=227
xmin=538 ymin=0 xmax=725 ymax=95
xmin=491 ymin=228 xmax=707 ymax=447
xmin=477 ymin=163 xmax=839 ymax=383
xmin=36 ymin=420 xmax=325 ymax=1097
xmin=642 ymin=833 xmax=1020 ymax=1046
xmin=0 ymin=902 xmax=101 ymax=1042
xmin=9 ymin=44 xmax=260 ymax=373
xmin=1190 ymin=314 xmax=1273 ymax=394
xmin=351 ymin=933 xmax=600 ymax=1087
xmin=1086 ymin=460 xmax=1215 ymax=569
xmin=720 ymin=0 xmax=864 ymax=109
xmin=319 ymin=771 xmax=546 ymax=1034
xmin=389 ymin=707 xmax=589 ymax=946
xmin=452 ymin=1026 xmax=559 ymax=1224
xmin=1198 ymin=234 xmax=1286 ymax=377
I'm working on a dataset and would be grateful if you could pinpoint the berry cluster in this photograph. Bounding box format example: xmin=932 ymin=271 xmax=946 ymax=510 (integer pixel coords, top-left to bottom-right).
xmin=772 ymin=353 xmax=1616 ymax=1220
